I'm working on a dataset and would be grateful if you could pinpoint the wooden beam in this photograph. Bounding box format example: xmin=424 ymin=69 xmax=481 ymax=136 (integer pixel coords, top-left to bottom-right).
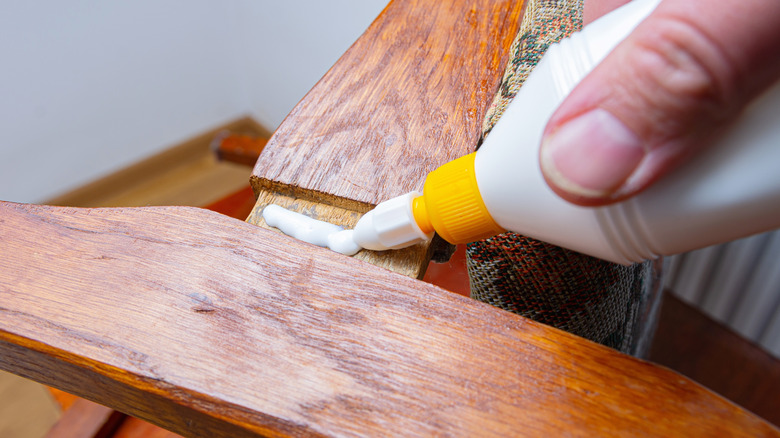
xmin=1 ymin=201 xmax=776 ymax=437
xmin=247 ymin=0 xmax=526 ymax=278
xmin=252 ymin=0 xmax=523 ymax=206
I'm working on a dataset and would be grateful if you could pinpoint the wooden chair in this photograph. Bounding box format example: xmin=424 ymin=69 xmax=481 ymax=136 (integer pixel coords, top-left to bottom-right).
xmin=1 ymin=0 xmax=778 ymax=436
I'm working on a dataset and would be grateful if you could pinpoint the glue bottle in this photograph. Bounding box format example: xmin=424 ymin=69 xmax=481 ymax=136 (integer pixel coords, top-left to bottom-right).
xmin=352 ymin=0 xmax=780 ymax=265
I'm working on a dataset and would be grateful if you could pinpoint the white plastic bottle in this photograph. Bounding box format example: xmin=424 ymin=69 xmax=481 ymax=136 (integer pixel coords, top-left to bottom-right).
xmin=353 ymin=0 xmax=780 ymax=264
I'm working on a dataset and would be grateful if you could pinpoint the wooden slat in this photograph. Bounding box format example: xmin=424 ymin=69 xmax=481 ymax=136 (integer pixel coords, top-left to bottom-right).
xmin=0 ymin=201 xmax=776 ymax=437
xmin=252 ymin=0 xmax=524 ymax=207
xmin=247 ymin=0 xmax=525 ymax=278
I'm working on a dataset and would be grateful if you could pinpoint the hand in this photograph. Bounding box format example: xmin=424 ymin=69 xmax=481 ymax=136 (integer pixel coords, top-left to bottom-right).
xmin=539 ymin=0 xmax=780 ymax=206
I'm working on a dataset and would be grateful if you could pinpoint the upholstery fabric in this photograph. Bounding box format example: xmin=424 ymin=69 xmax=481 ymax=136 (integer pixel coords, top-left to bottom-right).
xmin=467 ymin=0 xmax=662 ymax=356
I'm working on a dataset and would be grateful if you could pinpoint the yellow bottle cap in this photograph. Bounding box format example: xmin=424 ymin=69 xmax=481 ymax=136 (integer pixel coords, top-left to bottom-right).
xmin=412 ymin=153 xmax=504 ymax=244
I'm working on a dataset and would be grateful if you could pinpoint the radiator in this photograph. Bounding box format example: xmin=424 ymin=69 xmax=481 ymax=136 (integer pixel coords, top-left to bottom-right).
xmin=664 ymin=229 xmax=780 ymax=358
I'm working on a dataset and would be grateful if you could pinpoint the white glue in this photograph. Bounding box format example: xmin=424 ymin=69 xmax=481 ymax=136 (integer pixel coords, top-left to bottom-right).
xmin=262 ymin=204 xmax=362 ymax=256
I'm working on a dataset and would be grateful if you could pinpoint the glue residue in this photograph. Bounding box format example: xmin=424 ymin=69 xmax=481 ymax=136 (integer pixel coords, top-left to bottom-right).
xmin=262 ymin=204 xmax=362 ymax=256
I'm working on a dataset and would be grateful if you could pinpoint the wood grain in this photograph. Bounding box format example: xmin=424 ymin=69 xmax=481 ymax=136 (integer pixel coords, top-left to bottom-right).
xmin=250 ymin=0 xmax=526 ymax=209
xmin=1 ymin=201 xmax=777 ymax=437
xmin=649 ymin=294 xmax=780 ymax=426
xmin=248 ymin=0 xmax=523 ymax=278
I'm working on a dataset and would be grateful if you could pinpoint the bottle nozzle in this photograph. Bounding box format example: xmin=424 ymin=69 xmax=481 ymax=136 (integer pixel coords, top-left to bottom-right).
xmin=353 ymin=192 xmax=433 ymax=251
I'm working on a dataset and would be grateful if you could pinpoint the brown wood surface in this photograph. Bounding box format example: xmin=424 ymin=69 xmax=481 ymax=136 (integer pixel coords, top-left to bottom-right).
xmin=251 ymin=0 xmax=525 ymax=209
xmin=649 ymin=293 xmax=780 ymax=426
xmin=1 ymin=201 xmax=777 ymax=437
xmin=248 ymin=0 xmax=524 ymax=279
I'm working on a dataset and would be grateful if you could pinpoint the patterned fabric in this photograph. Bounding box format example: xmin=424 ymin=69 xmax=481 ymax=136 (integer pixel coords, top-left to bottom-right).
xmin=481 ymin=0 xmax=584 ymax=134
xmin=468 ymin=0 xmax=661 ymax=356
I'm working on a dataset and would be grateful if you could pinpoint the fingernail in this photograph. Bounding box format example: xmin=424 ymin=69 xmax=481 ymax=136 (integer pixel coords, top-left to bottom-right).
xmin=541 ymin=109 xmax=644 ymax=198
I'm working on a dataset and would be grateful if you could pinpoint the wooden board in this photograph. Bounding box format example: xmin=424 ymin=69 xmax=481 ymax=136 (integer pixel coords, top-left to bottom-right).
xmin=1 ymin=201 xmax=777 ymax=437
xmin=248 ymin=0 xmax=525 ymax=277
xmin=252 ymin=0 xmax=525 ymax=207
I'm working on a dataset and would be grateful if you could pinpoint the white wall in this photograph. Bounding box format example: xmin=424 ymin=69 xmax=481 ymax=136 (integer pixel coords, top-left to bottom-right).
xmin=233 ymin=1 xmax=390 ymax=130
xmin=0 ymin=1 xmax=387 ymax=203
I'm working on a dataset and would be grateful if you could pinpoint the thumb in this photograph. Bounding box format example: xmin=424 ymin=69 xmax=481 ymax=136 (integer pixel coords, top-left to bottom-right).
xmin=540 ymin=0 xmax=780 ymax=206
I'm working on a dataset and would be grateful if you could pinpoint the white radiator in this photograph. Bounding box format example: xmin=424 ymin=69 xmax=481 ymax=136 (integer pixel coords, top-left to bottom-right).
xmin=664 ymin=229 xmax=780 ymax=358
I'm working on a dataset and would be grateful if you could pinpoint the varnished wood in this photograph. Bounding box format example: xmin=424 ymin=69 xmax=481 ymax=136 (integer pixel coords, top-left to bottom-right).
xmin=215 ymin=187 xmax=450 ymax=279
xmin=3 ymin=0 xmax=775 ymax=435
xmin=252 ymin=0 xmax=524 ymax=207
xmin=649 ymin=293 xmax=780 ymax=426
xmin=248 ymin=0 xmax=525 ymax=278
xmin=0 ymin=201 xmax=777 ymax=437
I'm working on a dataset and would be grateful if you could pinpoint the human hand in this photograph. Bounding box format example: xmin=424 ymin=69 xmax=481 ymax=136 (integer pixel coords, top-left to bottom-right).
xmin=539 ymin=0 xmax=780 ymax=206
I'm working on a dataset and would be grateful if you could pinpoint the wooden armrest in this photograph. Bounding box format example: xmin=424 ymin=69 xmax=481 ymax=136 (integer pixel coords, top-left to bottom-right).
xmin=247 ymin=0 xmax=526 ymax=279
xmin=1 ymin=201 xmax=776 ymax=436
